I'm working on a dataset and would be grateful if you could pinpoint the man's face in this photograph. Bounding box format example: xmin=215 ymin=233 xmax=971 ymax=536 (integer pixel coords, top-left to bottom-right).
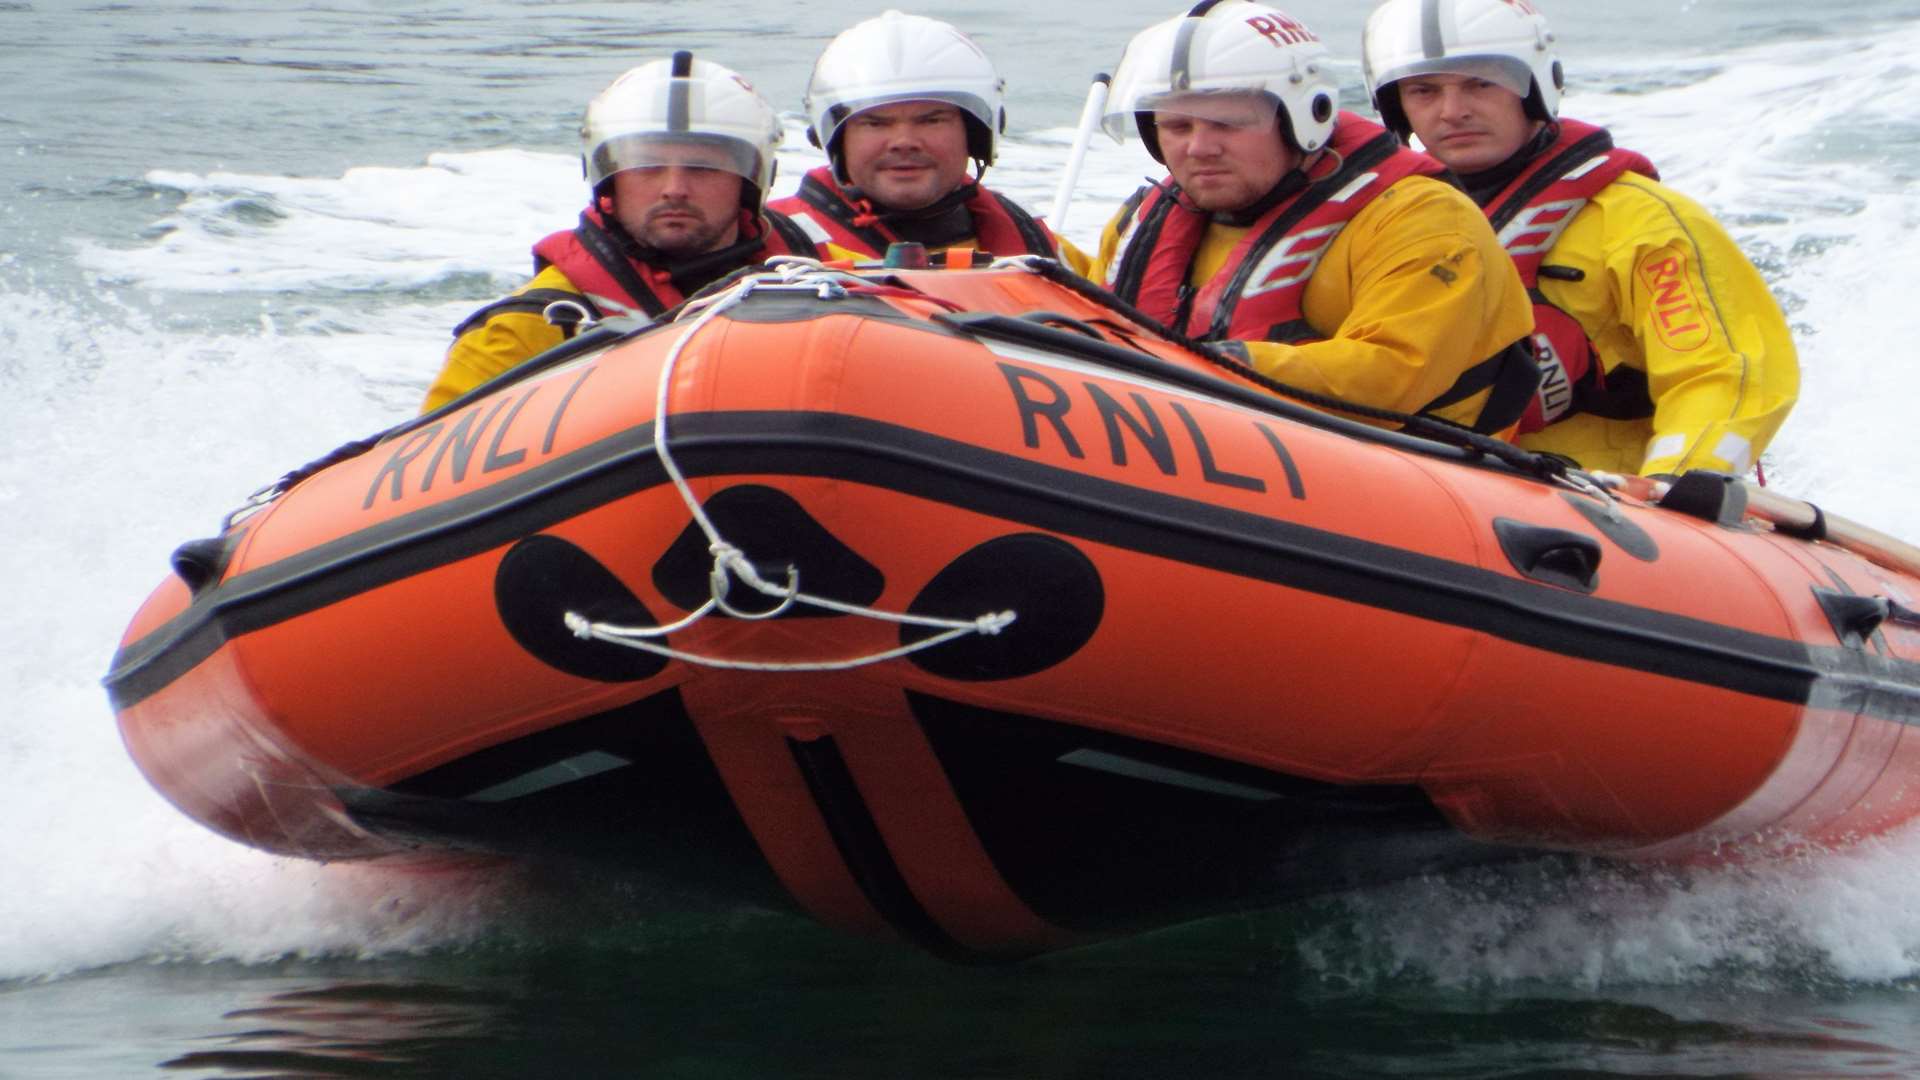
xmin=1155 ymin=95 xmax=1297 ymax=213
xmin=839 ymin=101 xmax=973 ymax=211
xmin=608 ymin=143 xmax=744 ymax=255
xmin=1396 ymin=72 xmax=1538 ymax=174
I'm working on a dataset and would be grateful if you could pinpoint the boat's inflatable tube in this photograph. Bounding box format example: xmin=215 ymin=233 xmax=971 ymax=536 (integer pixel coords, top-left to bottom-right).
xmin=107 ymin=260 xmax=1920 ymax=958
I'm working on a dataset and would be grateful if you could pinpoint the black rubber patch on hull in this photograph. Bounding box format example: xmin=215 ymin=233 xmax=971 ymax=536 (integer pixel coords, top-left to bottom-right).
xmin=904 ymin=533 xmax=1103 ymax=681
xmin=496 ymin=533 xmax=669 ymax=682
xmin=653 ymin=484 xmax=885 ymax=618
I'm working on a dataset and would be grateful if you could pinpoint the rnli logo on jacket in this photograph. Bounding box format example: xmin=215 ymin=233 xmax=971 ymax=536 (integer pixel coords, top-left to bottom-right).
xmin=1240 ymin=223 xmax=1345 ymax=298
xmin=1639 ymin=249 xmax=1712 ymax=352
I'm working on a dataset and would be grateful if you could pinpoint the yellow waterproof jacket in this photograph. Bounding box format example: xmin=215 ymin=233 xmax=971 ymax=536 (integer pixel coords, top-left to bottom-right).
xmin=1518 ymin=173 xmax=1799 ymax=477
xmin=1090 ymin=175 xmax=1534 ymax=433
xmin=421 ymin=264 xmax=580 ymax=414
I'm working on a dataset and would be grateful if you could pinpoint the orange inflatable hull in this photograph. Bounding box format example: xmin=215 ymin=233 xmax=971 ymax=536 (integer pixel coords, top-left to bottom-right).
xmin=107 ymin=265 xmax=1920 ymax=958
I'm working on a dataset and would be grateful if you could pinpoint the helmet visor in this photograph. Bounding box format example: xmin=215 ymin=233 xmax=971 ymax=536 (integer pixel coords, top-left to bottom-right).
xmin=1138 ymin=90 xmax=1278 ymax=128
xmin=818 ymin=92 xmax=992 ymax=144
xmin=589 ymin=132 xmax=762 ymax=189
xmin=1374 ymin=56 xmax=1532 ymax=99
xmin=1103 ymin=88 xmax=1280 ymax=143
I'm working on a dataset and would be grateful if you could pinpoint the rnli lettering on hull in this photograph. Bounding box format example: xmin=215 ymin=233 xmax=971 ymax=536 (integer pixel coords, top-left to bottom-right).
xmin=996 ymin=362 xmax=1307 ymax=500
xmin=364 ymin=365 xmax=599 ymax=509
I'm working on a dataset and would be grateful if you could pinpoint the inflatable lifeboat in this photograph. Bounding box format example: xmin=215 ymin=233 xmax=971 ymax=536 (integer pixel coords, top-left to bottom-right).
xmin=106 ymin=258 xmax=1920 ymax=959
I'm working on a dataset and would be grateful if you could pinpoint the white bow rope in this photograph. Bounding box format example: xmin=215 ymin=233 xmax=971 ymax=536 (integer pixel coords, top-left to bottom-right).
xmin=563 ymin=263 xmax=1018 ymax=671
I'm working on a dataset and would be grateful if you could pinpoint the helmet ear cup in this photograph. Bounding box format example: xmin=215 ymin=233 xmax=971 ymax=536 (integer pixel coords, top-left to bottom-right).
xmin=1523 ymin=82 xmax=1555 ymax=124
xmin=964 ymin=114 xmax=997 ymax=168
xmin=1374 ymin=85 xmax=1411 ymax=140
xmin=1309 ymin=91 xmax=1335 ymax=140
xmin=1529 ymin=59 xmax=1566 ymax=123
xmin=1282 ymin=91 xmax=1336 ymax=152
xmin=1135 ymin=113 xmax=1164 ymax=164
xmin=744 ymin=158 xmax=778 ymax=212
xmin=826 ymin=135 xmax=849 ymax=185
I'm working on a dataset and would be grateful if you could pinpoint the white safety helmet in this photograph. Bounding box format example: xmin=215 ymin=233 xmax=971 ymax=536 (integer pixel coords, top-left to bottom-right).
xmin=803 ymin=10 xmax=1006 ymax=182
xmin=1361 ymin=0 xmax=1562 ymax=139
xmin=581 ymin=51 xmax=783 ymax=211
xmin=1102 ymin=0 xmax=1339 ymax=161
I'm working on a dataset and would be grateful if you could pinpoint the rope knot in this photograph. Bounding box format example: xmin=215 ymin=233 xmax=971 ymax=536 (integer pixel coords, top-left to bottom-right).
xmin=566 ymin=273 xmax=1032 ymax=671
xmin=706 ymin=541 xmax=748 ymax=601
xmin=976 ymin=610 xmax=1018 ymax=635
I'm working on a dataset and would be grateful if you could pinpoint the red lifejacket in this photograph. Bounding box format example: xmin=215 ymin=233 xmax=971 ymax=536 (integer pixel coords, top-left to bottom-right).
xmin=1484 ymin=119 xmax=1659 ymax=433
xmin=1108 ymin=113 xmax=1446 ymax=343
xmin=529 ymin=205 xmax=813 ymax=320
xmin=768 ymin=166 xmax=1058 ymax=260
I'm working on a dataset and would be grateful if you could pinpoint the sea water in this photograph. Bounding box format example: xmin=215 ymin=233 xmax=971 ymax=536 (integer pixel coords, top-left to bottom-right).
xmin=4 ymin=1 xmax=1919 ymax=1075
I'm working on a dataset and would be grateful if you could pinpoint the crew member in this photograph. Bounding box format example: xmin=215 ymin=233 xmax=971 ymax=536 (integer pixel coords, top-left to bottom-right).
xmin=422 ymin=52 xmax=813 ymax=413
xmin=1091 ymin=0 xmax=1539 ymax=436
xmin=1363 ymin=0 xmax=1798 ymax=476
xmin=769 ymin=10 xmax=1071 ymax=265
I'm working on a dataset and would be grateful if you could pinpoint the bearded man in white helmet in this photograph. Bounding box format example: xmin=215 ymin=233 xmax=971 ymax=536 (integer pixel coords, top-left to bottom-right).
xmin=422 ymin=52 xmax=817 ymax=413
xmin=1363 ymin=0 xmax=1799 ymax=478
xmin=1091 ymin=1 xmax=1539 ymax=436
xmin=768 ymin=10 xmax=1069 ymax=265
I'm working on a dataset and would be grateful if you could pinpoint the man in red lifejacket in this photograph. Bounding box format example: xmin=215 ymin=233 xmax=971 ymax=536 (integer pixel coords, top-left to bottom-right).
xmin=767 ymin=10 xmax=1074 ymax=267
xmin=1363 ymin=0 xmax=1799 ymax=478
xmin=421 ymin=52 xmax=815 ymax=413
xmin=1089 ymin=1 xmax=1540 ymax=436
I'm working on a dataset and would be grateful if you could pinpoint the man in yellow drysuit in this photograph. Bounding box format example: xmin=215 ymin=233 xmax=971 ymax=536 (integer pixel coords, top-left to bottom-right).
xmin=422 ymin=53 xmax=813 ymax=414
xmin=1091 ymin=1 xmax=1540 ymax=436
xmin=767 ymin=10 xmax=1071 ymax=266
xmin=1362 ymin=0 xmax=1799 ymax=477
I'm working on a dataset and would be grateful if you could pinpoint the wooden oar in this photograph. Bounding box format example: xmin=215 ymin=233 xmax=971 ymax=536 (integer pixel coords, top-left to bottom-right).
xmin=1607 ymin=471 xmax=1920 ymax=580
xmin=1741 ymin=482 xmax=1920 ymax=580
